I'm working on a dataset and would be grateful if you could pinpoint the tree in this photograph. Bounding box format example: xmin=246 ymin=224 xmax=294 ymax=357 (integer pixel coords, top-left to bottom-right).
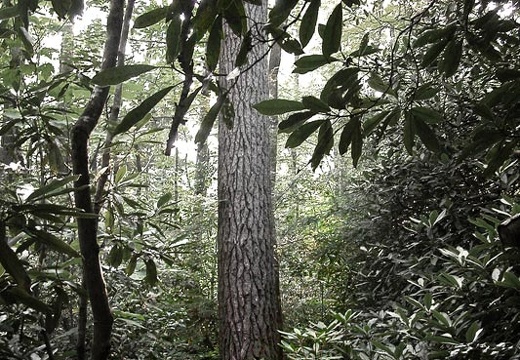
xmin=217 ymin=1 xmax=283 ymax=358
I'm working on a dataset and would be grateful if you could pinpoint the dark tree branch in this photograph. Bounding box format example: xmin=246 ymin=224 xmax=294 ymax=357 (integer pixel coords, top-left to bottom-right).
xmin=70 ymin=0 xmax=124 ymax=359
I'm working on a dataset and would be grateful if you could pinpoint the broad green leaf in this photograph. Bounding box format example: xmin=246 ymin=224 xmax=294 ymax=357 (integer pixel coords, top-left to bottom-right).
xmin=0 ymin=238 xmax=31 ymax=290
xmin=427 ymin=334 xmax=459 ymax=345
xmin=115 ymin=165 xmax=127 ymax=184
xmin=91 ymin=65 xmax=157 ymax=86
xmin=253 ymin=99 xmax=305 ymax=115
xmin=421 ymin=39 xmax=449 ymax=68
xmin=133 ymin=6 xmax=169 ymax=29
xmin=439 ymin=38 xmax=463 ymax=77
xmin=410 ymin=106 xmax=443 ymax=124
xmin=277 ymin=34 xmax=304 ymax=55
xmin=166 ymin=15 xmax=183 ymax=64
xmin=363 ymin=110 xmax=390 ymax=136
xmin=404 ymin=113 xmax=415 ymax=154
xmin=206 ymin=16 xmax=222 ymax=72
xmin=483 ymin=141 xmax=515 ymax=177
xmin=432 ymin=310 xmax=452 ymax=328
xmin=465 ymin=321 xmax=482 ymax=343
xmin=269 ymin=0 xmax=298 ymax=27
xmin=310 ymin=120 xmax=334 ymax=169
xmin=300 ymin=0 xmax=320 ymax=47
xmin=367 ymin=73 xmax=397 ymax=98
xmin=126 ymin=254 xmax=138 ymax=276
xmin=322 ymin=4 xmax=342 ymax=58
xmin=223 ymin=0 xmax=247 ymax=35
xmin=414 ymin=83 xmax=439 ymax=100
xmin=113 ymin=86 xmax=174 ymax=136
xmin=320 ymin=67 xmax=359 ymax=105
xmin=28 ymin=228 xmax=80 ymax=258
xmin=293 ymin=55 xmax=334 ymax=74
xmin=144 ymin=258 xmax=158 ymax=285
xmin=285 ymin=120 xmax=324 ymax=148
xmin=414 ymin=25 xmax=455 ymax=47
xmin=195 ymin=95 xmax=226 ymax=145
xmin=338 ymin=117 xmax=360 ymax=156
xmin=107 ymin=245 xmax=123 ymax=268
xmin=302 ymin=96 xmax=330 ymax=113
xmin=157 ymin=192 xmax=173 ymax=209
xmin=414 ymin=117 xmax=440 ymax=152
xmin=7 ymin=286 xmax=52 ymax=313
xmin=235 ymin=30 xmax=252 ymax=67
xmin=193 ymin=0 xmax=218 ymax=39
xmin=278 ymin=111 xmax=316 ymax=133
xmin=51 ymin=0 xmax=71 ymax=18
xmin=350 ymin=118 xmax=363 ymax=167
xmin=25 ymin=175 xmax=78 ymax=203
xmin=0 ymin=6 xmax=19 ymax=21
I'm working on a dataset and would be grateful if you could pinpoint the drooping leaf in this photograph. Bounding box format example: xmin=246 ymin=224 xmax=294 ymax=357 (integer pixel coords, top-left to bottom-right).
xmin=6 ymin=286 xmax=52 ymax=313
xmin=414 ymin=83 xmax=440 ymax=100
xmin=421 ymin=39 xmax=449 ymax=68
xmin=322 ymin=3 xmax=342 ymax=58
xmin=193 ymin=0 xmax=218 ymax=39
xmin=206 ymin=15 xmax=222 ymax=72
xmin=113 ymin=86 xmax=175 ymax=136
xmin=144 ymin=258 xmax=158 ymax=285
xmin=223 ymin=0 xmax=247 ymax=36
xmin=27 ymin=228 xmax=80 ymax=258
xmin=269 ymin=0 xmax=298 ymax=27
xmin=404 ymin=113 xmax=416 ymax=154
xmin=320 ymin=67 xmax=358 ymax=105
xmin=465 ymin=321 xmax=482 ymax=343
xmin=0 ymin=6 xmax=19 ymax=21
xmin=350 ymin=119 xmax=363 ymax=167
xmin=195 ymin=95 xmax=226 ymax=145
xmin=302 ymin=96 xmax=330 ymax=113
xmin=414 ymin=117 xmax=440 ymax=152
xmin=157 ymin=192 xmax=173 ymax=209
xmin=338 ymin=117 xmax=359 ymax=155
xmin=126 ymin=254 xmax=138 ymax=276
xmin=278 ymin=111 xmax=317 ymax=133
xmin=310 ymin=120 xmax=334 ymax=169
xmin=363 ymin=110 xmax=390 ymax=136
xmin=253 ymin=99 xmax=305 ymax=115
xmin=133 ymin=6 xmax=169 ymax=29
xmin=0 ymin=236 xmax=31 ymax=290
xmin=107 ymin=245 xmax=123 ymax=268
xmin=410 ymin=106 xmax=443 ymax=124
xmin=91 ymin=65 xmax=157 ymax=86
xmin=299 ymin=0 xmax=320 ymax=47
xmin=414 ymin=25 xmax=456 ymax=47
xmin=235 ymin=30 xmax=252 ymax=67
xmin=166 ymin=14 xmax=183 ymax=64
xmin=367 ymin=73 xmax=397 ymax=98
xmin=438 ymin=38 xmax=463 ymax=77
xmin=285 ymin=120 xmax=324 ymax=148
xmin=25 ymin=176 xmax=79 ymax=203
xmin=51 ymin=0 xmax=71 ymax=19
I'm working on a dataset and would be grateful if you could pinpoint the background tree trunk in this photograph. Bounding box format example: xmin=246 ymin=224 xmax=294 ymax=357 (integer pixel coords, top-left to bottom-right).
xmin=217 ymin=1 xmax=283 ymax=359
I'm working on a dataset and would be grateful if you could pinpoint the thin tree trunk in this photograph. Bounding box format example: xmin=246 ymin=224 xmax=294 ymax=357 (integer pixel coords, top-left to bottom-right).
xmin=218 ymin=1 xmax=283 ymax=359
xmin=70 ymin=1 xmax=124 ymax=359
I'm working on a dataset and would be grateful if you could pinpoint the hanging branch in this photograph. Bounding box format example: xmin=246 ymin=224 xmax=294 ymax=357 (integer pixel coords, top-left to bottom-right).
xmin=70 ymin=0 xmax=124 ymax=359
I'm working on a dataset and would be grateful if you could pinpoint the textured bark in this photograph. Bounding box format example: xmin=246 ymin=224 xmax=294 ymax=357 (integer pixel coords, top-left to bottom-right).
xmin=70 ymin=1 xmax=124 ymax=359
xmin=218 ymin=1 xmax=283 ymax=359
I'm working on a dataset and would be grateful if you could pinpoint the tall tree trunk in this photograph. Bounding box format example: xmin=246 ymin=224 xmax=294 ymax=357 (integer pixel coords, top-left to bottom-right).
xmin=218 ymin=1 xmax=283 ymax=359
xmin=70 ymin=1 xmax=124 ymax=359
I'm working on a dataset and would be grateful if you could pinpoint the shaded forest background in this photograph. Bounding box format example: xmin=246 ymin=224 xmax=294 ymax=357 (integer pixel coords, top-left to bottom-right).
xmin=0 ymin=0 xmax=520 ymax=359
